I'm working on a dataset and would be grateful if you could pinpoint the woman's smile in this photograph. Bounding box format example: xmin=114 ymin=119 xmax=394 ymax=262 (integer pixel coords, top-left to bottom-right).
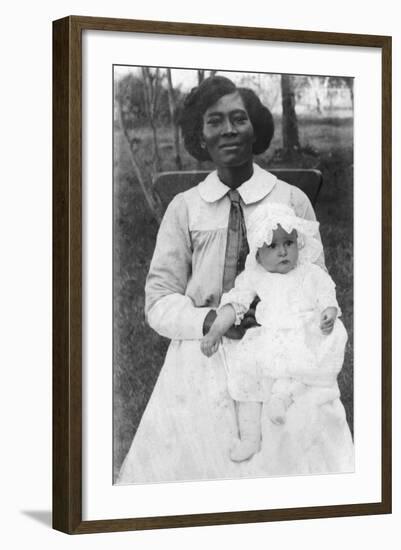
xmin=220 ymin=146 xmax=239 ymax=152
xmin=219 ymin=142 xmax=241 ymax=149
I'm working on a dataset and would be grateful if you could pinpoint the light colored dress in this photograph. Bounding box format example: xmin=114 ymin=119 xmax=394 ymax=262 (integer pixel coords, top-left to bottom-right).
xmin=117 ymin=164 xmax=354 ymax=484
xmin=220 ymin=262 xmax=348 ymax=402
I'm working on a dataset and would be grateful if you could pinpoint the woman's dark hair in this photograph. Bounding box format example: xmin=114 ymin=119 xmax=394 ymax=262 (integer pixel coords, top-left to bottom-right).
xmin=178 ymin=75 xmax=275 ymax=161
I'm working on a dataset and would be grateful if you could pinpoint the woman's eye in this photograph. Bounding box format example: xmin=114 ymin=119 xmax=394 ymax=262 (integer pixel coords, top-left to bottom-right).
xmin=286 ymin=240 xmax=294 ymax=246
xmin=207 ymin=118 xmax=221 ymax=126
xmin=233 ymin=115 xmax=248 ymax=124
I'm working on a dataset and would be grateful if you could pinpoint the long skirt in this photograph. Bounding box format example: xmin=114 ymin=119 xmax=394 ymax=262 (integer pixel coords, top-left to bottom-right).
xmin=117 ymin=339 xmax=354 ymax=484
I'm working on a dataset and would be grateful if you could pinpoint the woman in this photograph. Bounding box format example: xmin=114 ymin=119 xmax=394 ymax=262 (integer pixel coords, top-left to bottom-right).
xmin=117 ymin=76 xmax=353 ymax=484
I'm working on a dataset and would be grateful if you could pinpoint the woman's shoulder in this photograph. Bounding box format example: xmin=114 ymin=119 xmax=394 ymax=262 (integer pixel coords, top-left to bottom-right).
xmin=274 ymin=178 xmax=311 ymax=208
xmin=174 ymin=182 xmax=215 ymax=210
xmin=164 ymin=185 xmax=228 ymax=233
xmin=254 ymin=170 xmax=313 ymax=215
xmin=158 ymin=191 xmax=199 ymax=236
xmin=163 ymin=186 xmax=201 ymax=219
xmin=169 ymin=185 xmax=200 ymax=206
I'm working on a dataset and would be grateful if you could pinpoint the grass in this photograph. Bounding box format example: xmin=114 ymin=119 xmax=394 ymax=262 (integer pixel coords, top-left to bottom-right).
xmin=113 ymin=115 xmax=354 ymax=480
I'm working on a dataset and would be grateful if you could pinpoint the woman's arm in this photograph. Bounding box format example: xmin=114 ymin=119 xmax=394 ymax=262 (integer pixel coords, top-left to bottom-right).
xmin=200 ymin=304 xmax=237 ymax=357
xmin=202 ymin=269 xmax=258 ymax=339
xmin=145 ymin=194 xmax=212 ymax=340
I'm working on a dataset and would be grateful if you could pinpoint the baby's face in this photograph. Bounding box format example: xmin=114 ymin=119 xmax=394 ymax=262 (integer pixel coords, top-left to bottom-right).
xmin=257 ymin=225 xmax=298 ymax=274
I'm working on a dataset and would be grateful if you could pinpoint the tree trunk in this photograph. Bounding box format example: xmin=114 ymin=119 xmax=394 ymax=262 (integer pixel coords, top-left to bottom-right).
xmin=166 ymin=69 xmax=182 ymax=169
xmin=281 ymin=74 xmax=300 ymax=158
xmin=307 ymin=76 xmax=324 ymax=115
xmin=345 ymin=77 xmax=354 ymax=109
xmin=197 ymin=69 xmax=217 ymax=85
xmin=197 ymin=69 xmax=205 ymax=85
xmin=116 ymin=97 xmax=163 ymax=224
xmin=141 ymin=67 xmax=162 ymax=172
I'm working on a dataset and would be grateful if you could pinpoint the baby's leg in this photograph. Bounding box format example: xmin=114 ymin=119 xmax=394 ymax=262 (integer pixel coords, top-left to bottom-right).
xmin=267 ymin=393 xmax=292 ymax=424
xmin=267 ymin=379 xmax=294 ymax=425
xmin=230 ymin=401 xmax=262 ymax=462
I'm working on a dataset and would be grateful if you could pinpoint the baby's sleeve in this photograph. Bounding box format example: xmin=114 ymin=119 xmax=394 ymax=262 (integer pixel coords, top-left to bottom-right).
xmin=219 ymin=270 xmax=257 ymax=325
xmin=310 ymin=265 xmax=342 ymax=315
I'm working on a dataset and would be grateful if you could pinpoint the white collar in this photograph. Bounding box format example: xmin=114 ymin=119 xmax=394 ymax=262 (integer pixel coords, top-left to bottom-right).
xmin=198 ymin=163 xmax=277 ymax=204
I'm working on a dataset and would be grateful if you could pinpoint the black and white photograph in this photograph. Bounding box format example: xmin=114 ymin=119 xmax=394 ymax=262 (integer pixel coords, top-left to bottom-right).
xmin=113 ymin=66 xmax=355 ymax=485
xmin=2 ymin=0 xmax=397 ymax=543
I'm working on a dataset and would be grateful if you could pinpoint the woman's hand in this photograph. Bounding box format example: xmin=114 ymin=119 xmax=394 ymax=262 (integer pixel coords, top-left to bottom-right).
xmin=320 ymin=307 xmax=338 ymax=335
xmin=240 ymin=297 xmax=261 ymax=330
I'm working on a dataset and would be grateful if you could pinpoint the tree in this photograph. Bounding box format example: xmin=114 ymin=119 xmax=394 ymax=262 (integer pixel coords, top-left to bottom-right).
xmin=141 ymin=67 xmax=163 ymax=172
xmin=341 ymin=77 xmax=354 ymax=109
xmin=166 ymin=69 xmax=182 ymax=169
xmin=307 ymin=76 xmax=330 ymax=115
xmin=115 ymin=72 xmax=163 ymax=223
xmin=326 ymin=76 xmax=354 ymax=110
xmin=281 ymin=74 xmax=300 ymax=158
xmin=197 ymin=69 xmax=217 ymax=85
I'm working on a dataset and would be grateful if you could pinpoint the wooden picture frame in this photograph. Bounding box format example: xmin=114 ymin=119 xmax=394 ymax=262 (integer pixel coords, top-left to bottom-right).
xmin=53 ymin=15 xmax=392 ymax=534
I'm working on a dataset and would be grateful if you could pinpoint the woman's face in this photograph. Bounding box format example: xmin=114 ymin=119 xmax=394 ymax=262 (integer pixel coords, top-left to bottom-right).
xmin=201 ymin=92 xmax=255 ymax=168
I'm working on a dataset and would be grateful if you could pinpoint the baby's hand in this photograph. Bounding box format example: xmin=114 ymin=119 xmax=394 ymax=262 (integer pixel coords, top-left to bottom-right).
xmin=200 ymin=334 xmax=221 ymax=357
xmin=320 ymin=307 xmax=337 ymax=335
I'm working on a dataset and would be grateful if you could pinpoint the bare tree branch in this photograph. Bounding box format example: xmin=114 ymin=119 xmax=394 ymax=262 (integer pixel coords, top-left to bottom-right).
xmin=141 ymin=67 xmax=162 ymax=171
xmin=281 ymin=74 xmax=300 ymax=158
xmin=166 ymin=69 xmax=182 ymax=169
xmin=116 ymin=94 xmax=163 ymax=224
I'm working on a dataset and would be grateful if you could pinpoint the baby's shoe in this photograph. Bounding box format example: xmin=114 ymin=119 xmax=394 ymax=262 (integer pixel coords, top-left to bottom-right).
xmin=229 ymin=437 xmax=260 ymax=462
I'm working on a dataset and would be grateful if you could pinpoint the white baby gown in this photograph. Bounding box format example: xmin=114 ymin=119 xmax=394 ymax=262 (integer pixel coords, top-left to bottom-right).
xmin=220 ymin=262 xmax=348 ymax=403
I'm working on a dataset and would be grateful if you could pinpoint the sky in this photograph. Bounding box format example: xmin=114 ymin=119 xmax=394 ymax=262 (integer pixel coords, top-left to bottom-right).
xmin=113 ymin=66 xmax=264 ymax=91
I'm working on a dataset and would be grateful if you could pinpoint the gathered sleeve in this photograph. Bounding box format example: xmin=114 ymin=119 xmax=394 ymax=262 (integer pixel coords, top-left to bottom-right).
xmin=310 ymin=264 xmax=342 ymax=316
xmin=290 ymin=186 xmax=326 ymax=271
xmin=145 ymin=194 xmax=212 ymax=340
xmin=283 ymin=265 xmax=346 ymax=387
xmin=219 ymin=270 xmax=257 ymax=325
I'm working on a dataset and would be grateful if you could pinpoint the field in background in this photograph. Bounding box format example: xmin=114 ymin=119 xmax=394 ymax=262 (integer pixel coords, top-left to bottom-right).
xmin=113 ymin=115 xmax=354 ymax=480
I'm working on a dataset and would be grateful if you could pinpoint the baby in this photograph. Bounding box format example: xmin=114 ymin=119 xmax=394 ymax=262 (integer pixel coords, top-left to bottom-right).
xmin=201 ymin=202 xmax=347 ymax=462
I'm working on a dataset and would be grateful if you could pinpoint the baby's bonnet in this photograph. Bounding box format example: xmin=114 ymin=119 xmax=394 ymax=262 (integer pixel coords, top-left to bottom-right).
xmin=245 ymin=202 xmax=323 ymax=270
